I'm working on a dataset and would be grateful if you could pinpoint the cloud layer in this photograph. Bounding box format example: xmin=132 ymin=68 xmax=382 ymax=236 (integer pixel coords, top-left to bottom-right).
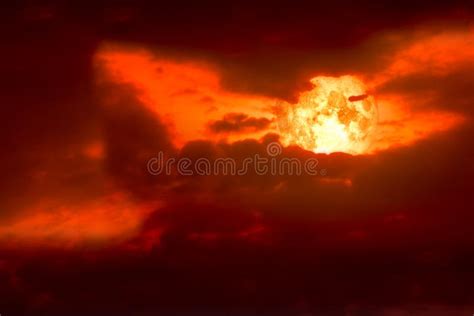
xmin=1 ymin=1 xmax=474 ymax=315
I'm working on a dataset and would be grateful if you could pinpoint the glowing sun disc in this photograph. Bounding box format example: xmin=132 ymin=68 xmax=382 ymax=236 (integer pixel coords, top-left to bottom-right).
xmin=277 ymin=76 xmax=378 ymax=155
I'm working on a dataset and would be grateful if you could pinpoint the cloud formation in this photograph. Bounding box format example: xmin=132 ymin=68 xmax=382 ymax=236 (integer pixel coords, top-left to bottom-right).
xmin=1 ymin=1 xmax=474 ymax=315
xmin=208 ymin=113 xmax=273 ymax=134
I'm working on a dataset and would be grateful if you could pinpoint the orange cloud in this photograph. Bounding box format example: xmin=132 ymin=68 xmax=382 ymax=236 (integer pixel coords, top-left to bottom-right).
xmin=364 ymin=28 xmax=473 ymax=151
xmin=95 ymin=40 xmax=466 ymax=155
xmin=95 ymin=44 xmax=275 ymax=146
xmin=378 ymin=28 xmax=474 ymax=81
xmin=0 ymin=193 xmax=158 ymax=249
xmin=371 ymin=94 xmax=464 ymax=151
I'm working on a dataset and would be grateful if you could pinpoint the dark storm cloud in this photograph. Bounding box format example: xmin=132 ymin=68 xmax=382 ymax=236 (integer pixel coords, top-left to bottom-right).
xmin=99 ymin=82 xmax=177 ymax=198
xmin=2 ymin=1 xmax=474 ymax=315
xmin=379 ymin=65 xmax=474 ymax=116
xmin=2 ymin=124 xmax=474 ymax=315
xmin=0 ymin=6 xmax=101 ymax=221
xmin=208 ymin=113 xmax=272 ymax=134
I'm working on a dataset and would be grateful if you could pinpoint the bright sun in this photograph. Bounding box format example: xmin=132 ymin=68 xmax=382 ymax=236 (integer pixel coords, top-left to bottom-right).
xmin=277 ymin=76 xmax=378 ymax=155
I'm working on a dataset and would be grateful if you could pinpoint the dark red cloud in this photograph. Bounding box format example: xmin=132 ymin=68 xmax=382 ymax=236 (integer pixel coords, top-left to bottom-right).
xmin=208 ymin=113 xmax=272 ymax=134
xmin=379 ymin=66 xmax=474 ymax=116
xmin=1 ymin=1 xmax=474 ymax=315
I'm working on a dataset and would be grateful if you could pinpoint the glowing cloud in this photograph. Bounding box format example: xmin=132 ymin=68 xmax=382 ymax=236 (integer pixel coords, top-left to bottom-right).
xmin=0 ymin=194 xmax=157 ymax=248
xmin=95 ymin=43 xmax=465 ymax=155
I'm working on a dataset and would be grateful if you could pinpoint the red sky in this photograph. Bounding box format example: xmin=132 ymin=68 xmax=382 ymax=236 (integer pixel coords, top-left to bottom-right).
xmin=1 ymin=1 xmax=474 ymax=315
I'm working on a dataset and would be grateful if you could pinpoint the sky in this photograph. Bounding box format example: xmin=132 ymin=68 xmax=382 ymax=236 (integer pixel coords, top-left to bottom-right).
xmin=1 ymin=1 xmax=474 ymax=315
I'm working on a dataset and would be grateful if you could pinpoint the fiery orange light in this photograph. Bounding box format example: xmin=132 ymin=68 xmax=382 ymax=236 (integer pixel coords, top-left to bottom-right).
xmin=0 ymin=194 xmax=157 ymax=248
xmin=95 ymin=42 xmax=465 ymax=156
xmin=95 ymin=45 xmax=274 ymax=146
xmin=276 ymin=76 xmax=378 ymax=154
